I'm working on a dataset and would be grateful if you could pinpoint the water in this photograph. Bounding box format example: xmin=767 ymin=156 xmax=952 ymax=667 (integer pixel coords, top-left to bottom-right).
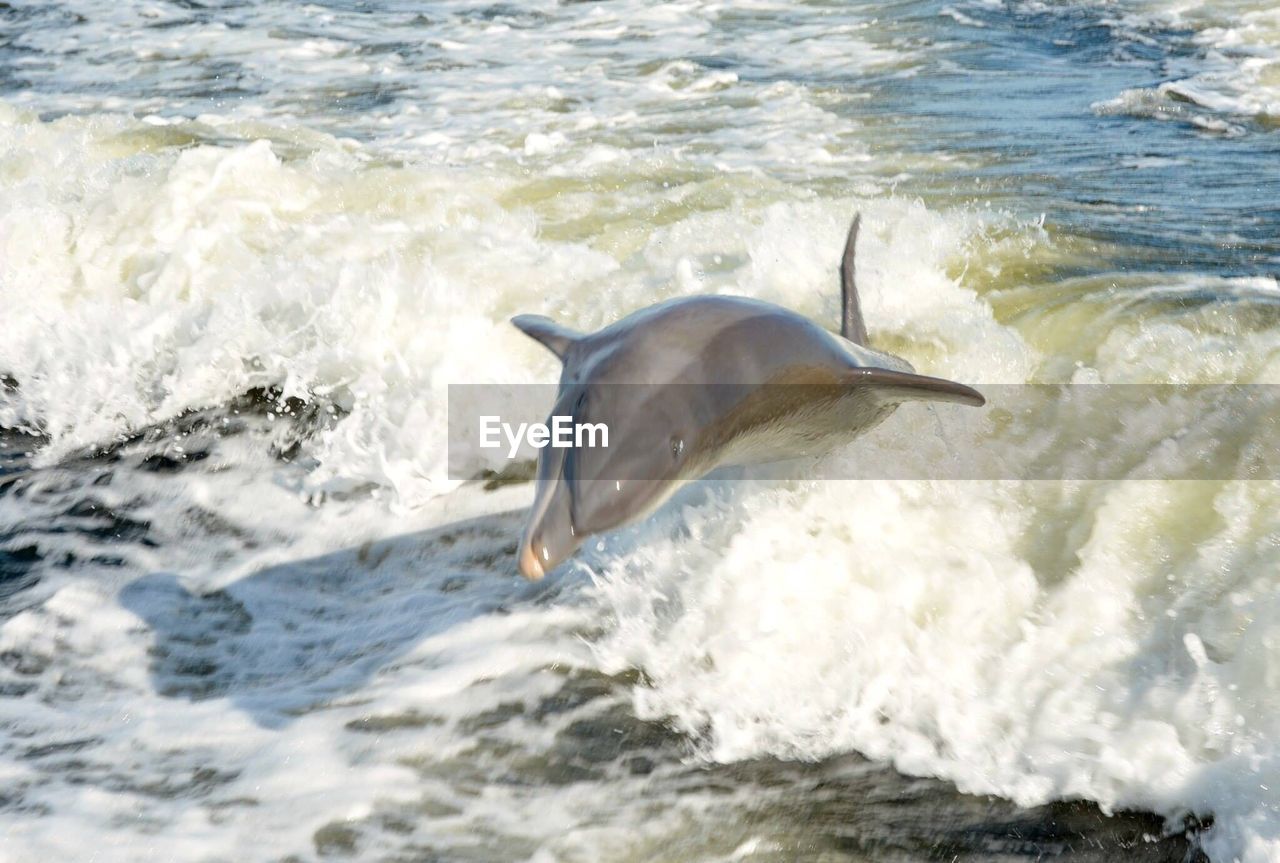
xmin=1 ymin=0 xmax=1278 ymax=860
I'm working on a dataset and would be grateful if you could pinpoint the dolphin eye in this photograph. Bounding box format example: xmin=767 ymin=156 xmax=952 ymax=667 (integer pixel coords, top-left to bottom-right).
xmin=670 ymin=437 xmax=684 ymax=459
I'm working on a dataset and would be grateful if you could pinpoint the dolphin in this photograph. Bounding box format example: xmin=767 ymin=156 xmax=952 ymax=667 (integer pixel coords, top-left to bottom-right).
xmin=510 ymin=213 xmax=984 ymax=580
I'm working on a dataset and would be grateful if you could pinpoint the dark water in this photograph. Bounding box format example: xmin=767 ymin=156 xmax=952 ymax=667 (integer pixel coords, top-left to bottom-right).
xmin=861 ymin=1 xmax=1280 ymax=275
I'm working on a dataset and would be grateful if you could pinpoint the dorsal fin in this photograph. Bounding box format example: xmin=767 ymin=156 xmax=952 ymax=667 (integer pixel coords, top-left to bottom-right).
xmin=512 ymin=314 xmax=581 ymax=361
xmin=839 ymin=212 xmax=869 ymax=346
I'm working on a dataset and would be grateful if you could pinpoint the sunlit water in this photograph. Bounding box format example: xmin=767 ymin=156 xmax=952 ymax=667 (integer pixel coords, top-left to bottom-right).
xmin=1 ymin=1 xmax=1279 ymax=860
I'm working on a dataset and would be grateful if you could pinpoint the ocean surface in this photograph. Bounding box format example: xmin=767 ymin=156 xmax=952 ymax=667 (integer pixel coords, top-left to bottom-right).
xmin=2 ymin=0 xmax=1279 ymax=860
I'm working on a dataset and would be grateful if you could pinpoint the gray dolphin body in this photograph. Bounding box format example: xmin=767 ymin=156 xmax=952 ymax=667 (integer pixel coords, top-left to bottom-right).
xmin=511 ymin=214 xmax=984 ymax=580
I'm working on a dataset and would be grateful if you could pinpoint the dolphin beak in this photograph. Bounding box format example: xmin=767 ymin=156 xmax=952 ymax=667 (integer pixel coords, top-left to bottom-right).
xmin=518 ymin=540 xmax=546 ymax=581
xmin=517 ymin=445 xmax=581 ymax=580
xmin=518 ymin=521 xmax=579 ymax=581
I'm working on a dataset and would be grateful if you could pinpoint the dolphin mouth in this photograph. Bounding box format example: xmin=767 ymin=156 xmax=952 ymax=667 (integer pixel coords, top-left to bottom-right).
xmin=518 ymin=541 xmax=546 ymax=581
xmin=517 ymin=439 xmax=582 ymax=580
xmin=517 ymin=527 xmax=582 ymax=581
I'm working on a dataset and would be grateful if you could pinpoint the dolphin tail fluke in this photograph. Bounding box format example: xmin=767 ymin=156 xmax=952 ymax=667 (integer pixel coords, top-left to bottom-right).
xmin=839 ymin=212 xmax=869 ymax=346
xmin=844 ymin=366 xmax=985 ymax=407
xmin=512 ymin=314 xmax=581 ymax=361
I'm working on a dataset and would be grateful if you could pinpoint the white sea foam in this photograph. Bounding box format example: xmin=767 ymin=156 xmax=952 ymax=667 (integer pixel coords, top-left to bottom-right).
xmin=592 ymin=473 xmax=1280 ymax=859
xmin=0 ymin=105 xmax=615 ymax=502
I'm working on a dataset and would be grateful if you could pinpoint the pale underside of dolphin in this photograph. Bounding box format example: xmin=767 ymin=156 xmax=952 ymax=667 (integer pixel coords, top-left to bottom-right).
xmin=510 ymin=213 xmax=985 ymax=580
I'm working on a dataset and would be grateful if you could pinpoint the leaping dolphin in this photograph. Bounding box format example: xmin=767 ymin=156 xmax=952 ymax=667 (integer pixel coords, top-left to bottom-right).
xmin=510 ymin=213 xmax=984 ymax=580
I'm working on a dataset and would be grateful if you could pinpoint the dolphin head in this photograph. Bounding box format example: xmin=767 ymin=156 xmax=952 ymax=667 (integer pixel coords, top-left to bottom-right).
xmin=516 ymin=381 xmax=704 ymax=580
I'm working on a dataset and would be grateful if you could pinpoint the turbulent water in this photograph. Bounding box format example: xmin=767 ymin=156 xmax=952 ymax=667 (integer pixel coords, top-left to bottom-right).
xmin=2 ymin=0 xmax=1279 ymax=860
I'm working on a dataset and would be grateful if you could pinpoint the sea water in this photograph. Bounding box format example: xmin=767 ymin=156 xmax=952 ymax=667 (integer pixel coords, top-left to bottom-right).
xmin=1 ymin=0 xmax=1279 ymax=860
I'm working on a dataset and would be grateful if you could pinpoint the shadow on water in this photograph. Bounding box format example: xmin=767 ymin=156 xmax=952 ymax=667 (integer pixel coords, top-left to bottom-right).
xmin=117 ymin=507 xmax=563 ymax=730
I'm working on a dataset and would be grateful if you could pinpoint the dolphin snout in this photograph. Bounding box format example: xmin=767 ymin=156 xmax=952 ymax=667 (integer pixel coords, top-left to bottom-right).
xmin=518 ymin=464 xmax=581 ymax=580
xmin=518 ymin=539 xmax=546 ymax=581
xmin=517 ymin=524 xmax=580 ymax=581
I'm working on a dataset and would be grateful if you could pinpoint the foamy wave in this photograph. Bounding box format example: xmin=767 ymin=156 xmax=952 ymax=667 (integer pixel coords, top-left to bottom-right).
xmin=5 ymin=75 xmax=1280 ymax=862
xmin=4 ymin=0 xmax=914 ymax=173
xmin=0 ymin=106 xmax=616 ymax=503
xmin=592 ymin=472 xmax=1280 ymax=862
xmin=1096 ymin=0 xmax=1280 ymax=125
xmin=0 ymin=106 xmax=1025 ymax=504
